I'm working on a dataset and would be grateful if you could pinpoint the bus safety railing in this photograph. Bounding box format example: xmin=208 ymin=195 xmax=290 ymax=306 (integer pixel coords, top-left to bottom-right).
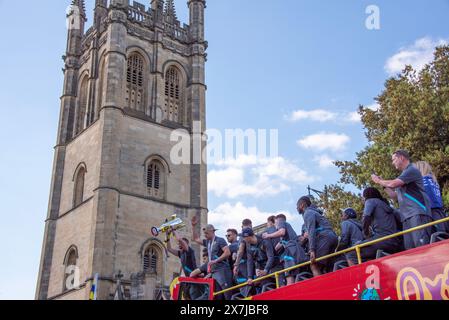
xmin=213 ymin=216 xmax=449 ymax=298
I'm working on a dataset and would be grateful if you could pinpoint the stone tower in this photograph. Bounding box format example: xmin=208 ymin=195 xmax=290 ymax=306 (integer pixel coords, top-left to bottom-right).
xmin=36 ymin=0 xmax=208 ymax=300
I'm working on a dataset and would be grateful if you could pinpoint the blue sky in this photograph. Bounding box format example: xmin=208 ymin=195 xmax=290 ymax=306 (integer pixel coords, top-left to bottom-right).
xmin=0 ymin=0 xmax=448 ymax=300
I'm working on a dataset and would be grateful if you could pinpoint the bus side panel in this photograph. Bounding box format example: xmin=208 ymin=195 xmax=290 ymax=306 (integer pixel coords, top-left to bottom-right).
xmin=252 ymin=240 xmax=449 ymax=300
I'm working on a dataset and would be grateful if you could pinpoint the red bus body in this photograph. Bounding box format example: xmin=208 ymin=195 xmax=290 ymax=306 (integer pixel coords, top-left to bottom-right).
xmin=252 ymin=239 xmax=449 ymax=300
xmin=173 ymin=240 xmax=449 ymax=300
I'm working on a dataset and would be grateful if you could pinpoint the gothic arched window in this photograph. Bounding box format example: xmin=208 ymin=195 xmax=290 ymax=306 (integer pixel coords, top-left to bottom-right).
xmin=126 ymin=53 xmax=146 ymax=112
xmin=73 ymin=166 xmax=86 ymax=207
xmin=164 ymin=67 xmax=183 ymax=123
xmin=146 ymin=160 xmax=165 ymax=199
xmin=76 ymin=76 xmax=89 ymax=135
xmin=63 ymin=246 xmax=78 ymax=292
xmin=143 ymin=246 xmax=159 ymax=274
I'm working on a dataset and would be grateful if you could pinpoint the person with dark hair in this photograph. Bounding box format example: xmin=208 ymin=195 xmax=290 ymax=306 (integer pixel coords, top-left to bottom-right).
xmin=262 ymin=214 xmax=306 ymax=285
xmin=233 ymin=219 xmax=254 ymax=284
xmin=372 ymin=150 xmax=433 ymax=249
xmin=265 ymin=216 xmax=281 ymax=248
xmin=166 ymin=228 xmax=197 ymax=277
xmin=242 ymin=227 xmax=282 ymax=290
xmin=226 ymin=229 xmax=239 ymax=273
xmin=338 ymin=208 xmax=363 ymax=250
xmin=346 ymin=187 xmax=402 ymax=265
xmin=297 ymin=196 xmax=338 ymax=277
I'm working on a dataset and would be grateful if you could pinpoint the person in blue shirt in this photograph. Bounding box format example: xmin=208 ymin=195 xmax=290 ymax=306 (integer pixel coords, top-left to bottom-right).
xmin=297 ymin=196 xmax=338 ymax=277
xmin=415 ymin=161 xmax=449 ymax=233
xmin=372 ymin=150 xmax=433 ymax=249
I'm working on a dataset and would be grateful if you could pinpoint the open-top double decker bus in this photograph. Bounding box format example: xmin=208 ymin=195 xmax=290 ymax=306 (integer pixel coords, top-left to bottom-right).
xmin=171 ymin=217 xmax=449 ymax=300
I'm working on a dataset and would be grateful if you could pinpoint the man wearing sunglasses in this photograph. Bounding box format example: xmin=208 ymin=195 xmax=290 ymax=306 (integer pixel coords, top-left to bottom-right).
xmin=226 ymin=229 xmax=239 ymax=271
xmin=191 ymin=216 xmax=232 ymax=300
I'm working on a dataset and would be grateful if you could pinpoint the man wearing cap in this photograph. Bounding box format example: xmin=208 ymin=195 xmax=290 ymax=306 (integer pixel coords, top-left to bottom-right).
xmin=338 ymin=208 xmax=363 ymax=250
xmin=337 ymin=208 xmax=364 ymax=266
xmin=242 ymin=227 xmax=281 ymax=289
xmin=191 ymin=216 xmax=233 ymax=300
xmin=166 ymin=228 xmax=197 ymax=277
xmin=262 ymin=214 xmax=306 ymax=285
xmin=297 ymin=196 xmax=338 ymax=277
xmin=371 ymin=150 xmax=433 ymax=249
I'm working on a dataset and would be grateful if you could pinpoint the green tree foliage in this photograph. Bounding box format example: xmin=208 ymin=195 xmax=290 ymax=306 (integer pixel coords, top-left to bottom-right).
xmin=336 ymin=46 xmax=449 ymax=200
xmin=317 ymin=46 xmax=449 ymax=231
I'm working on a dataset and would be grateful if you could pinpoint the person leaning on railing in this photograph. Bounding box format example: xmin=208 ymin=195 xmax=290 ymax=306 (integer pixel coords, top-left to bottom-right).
xmin=297 ymin=197 xmax=338 ymax=277
xmin=191 ymin=217 xmax=233 ymax=300
xmin=262 ymin=214 xmax=307 ymax=285
xmin=346 ymin=187 xmax=403 ymax=266
xmin=242 ymin=227 xmax=283 ymax=290
xmin=336 ymin=208 xmax=363 ymax=266
xmin=372 ymin=150 xmax=433 ymax=249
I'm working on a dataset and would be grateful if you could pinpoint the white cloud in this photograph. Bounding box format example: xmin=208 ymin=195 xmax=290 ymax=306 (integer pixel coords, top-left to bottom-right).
xmin=346 ymin=104 xmax=379 ymax=123
xmin=385 ymin=37 xmax=448 ymax=76
xmin=285 ymin=109 xmax=337 ymax=122
xmin=297 ymin=132 xmax=350 ymax=152
xmin=366 ymin=103 xmax=380 ymax=111
xmin=208 ymin=202 xmax=304 ymax=237
xmin=208 ymin=155 xmax=314 ymax=199
xmin=347 ymin=111 xmax=361 ymax=123
xmin=314 ymin=154 xmax=335 ymax=168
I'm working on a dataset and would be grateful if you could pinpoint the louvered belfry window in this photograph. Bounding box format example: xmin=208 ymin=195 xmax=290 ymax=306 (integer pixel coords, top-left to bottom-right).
xmin=164 ymin=67 xmax=182 ymax=123
xmin=143 ymin=247 xmax=158 ymax=274
xmin=126 ymin=53 xmax=145 ymax=112
xmin=146 ymin=161 xmax=163 ymax=198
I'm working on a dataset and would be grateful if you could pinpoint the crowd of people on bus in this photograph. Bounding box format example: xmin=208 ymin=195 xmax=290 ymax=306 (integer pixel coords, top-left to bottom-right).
xmin=164 ymin=150 xmax=448 ymax=299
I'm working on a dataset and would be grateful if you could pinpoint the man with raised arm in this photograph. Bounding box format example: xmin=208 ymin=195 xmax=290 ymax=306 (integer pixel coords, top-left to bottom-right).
xmin=191 ymin=216 xmax=233 ymax=300
xmin=166 ymin=228 xmax=197 ymax=277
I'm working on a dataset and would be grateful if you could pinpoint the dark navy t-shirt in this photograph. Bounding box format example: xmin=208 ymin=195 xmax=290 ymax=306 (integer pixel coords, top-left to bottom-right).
xmin=396 ymin=164 xmax=431 ymax=219
xmin=203 ymin=237 xmax=230 ymax=272
xmin=178 ymin=247 xmax=197 ymax=276
xmin=363 ymin=198 xmax=398 ymax=237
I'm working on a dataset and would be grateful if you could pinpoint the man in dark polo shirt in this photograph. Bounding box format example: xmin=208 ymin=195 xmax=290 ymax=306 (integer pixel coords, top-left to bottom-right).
xmin=372 ymin=150 xmax=433 ymax=249
xmin=191 ymin=216 xmax=232 ymax=300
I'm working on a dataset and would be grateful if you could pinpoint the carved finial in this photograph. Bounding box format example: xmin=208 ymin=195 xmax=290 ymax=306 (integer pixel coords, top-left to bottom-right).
xmin=165 ymin=0 xmax=178 ymax=21
xmin=70 ymin=0 xmax=86 ymax=18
